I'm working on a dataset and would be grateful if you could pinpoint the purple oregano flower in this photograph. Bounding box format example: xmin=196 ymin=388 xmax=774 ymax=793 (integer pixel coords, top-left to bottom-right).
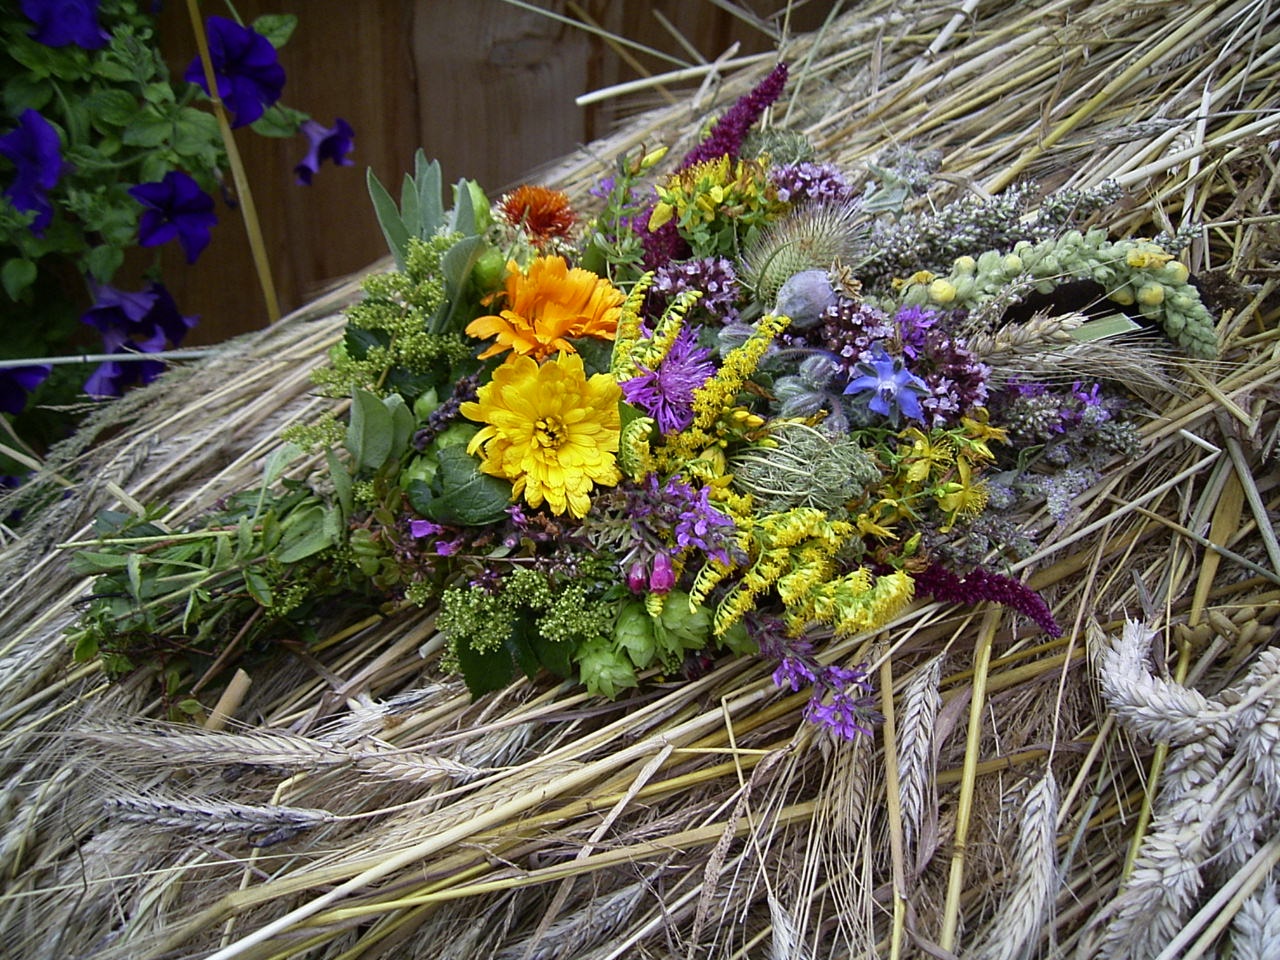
xmin=21 ymin=0 xmax=109 ymax=48
xmin=81 ymin=282 xmax=197 ymax=398
xmin=185 ymin=16 xmax=286 ymax=128
xmin=619 ymin=324 xmax=716 ymax=434
xmin=0 ymin=109 xmax=70 ymax=236
xmin=294 ymin=118 xmax=355 ymax=185
xmin=129 ymin=171 xmax=217 ymax=264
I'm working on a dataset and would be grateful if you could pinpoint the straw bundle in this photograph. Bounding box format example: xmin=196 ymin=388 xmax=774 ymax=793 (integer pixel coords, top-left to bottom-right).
xmin=2 ymin=1 xmax=1278 ymax=958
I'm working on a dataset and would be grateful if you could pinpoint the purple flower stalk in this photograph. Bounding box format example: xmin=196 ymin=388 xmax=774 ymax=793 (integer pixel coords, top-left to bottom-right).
xmin=21 ymin=0 xmax=109 ymax=48
xmin=129 ymin=171 xmax=217 ymax=264
xmin=620 ymin=324 xmax=717 ymax=434
xmin=185 ymin=16 xmax=286 ymax=128
xmin=80 ymin=282 xmax=197 ymax=397
xmin=680 ymin=62 xmax=789 ymax=170
xmin=294 ymin=118 xmax=355 ymax=185
xmin=0 ymin=364 xmax=52 ymax=415
xmin=843 ymin=343 xmax=929 ymax=424
xmin=915 ymin=562 xmax=1062 ymax=636
xmin=0 ymin=109 xmax=70 ymax=236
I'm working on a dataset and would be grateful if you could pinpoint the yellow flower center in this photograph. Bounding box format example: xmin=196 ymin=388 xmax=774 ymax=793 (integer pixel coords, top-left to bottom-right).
xmin=534 ymin=417 xmax=566 ymax=449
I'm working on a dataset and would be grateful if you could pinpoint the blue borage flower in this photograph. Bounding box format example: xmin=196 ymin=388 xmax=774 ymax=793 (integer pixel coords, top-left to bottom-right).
xmin=843 ymin=342 xmax=929 ymax=424
xmin=184 ymin=16 xmax=286 ymax=128
xmin=129 ymin=171 xmax=217 ymax=264
xmin=0 ymin=109 xmax=70 ymax=236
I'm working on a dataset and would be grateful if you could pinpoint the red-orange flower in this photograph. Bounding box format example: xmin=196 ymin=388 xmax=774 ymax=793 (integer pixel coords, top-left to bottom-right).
xmin=465 ymin=255 xmax=623 ymax=362
xmin=498 ymin=185 xmax=576 ymax=245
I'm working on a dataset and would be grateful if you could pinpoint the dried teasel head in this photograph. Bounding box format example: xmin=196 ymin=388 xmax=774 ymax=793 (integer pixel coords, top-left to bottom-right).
xmin=740 ymin=199 xmax=866 ymax=305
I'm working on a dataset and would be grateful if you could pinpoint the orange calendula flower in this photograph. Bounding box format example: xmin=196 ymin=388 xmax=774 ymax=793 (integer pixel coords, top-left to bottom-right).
xmin=465 ymin=255 xmax=624 ymax=362
xmin=461 ymin=351 xmax=622 ymax=519
xmin=498 ymin=184 xmax=576 ymax=245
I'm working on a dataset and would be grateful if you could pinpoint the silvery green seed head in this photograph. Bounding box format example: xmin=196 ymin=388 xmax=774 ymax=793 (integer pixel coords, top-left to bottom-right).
xmin=775 ymin=269 xmax=837 ymax=330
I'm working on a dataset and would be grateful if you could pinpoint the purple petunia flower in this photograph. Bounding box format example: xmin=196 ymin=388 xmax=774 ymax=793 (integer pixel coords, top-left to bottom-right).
xmin=294 ymin=118 xmax=354 ymax=185
xmin=185 ymin=16 xmax=286 ymax=128
xmin=620 ymin=324 xmax=716 ymax=434
xmin=842 ymin=343 xmax=929 ymax=424
xmin=0 ymin=109 xmax=70 ymax=236
xmin=21 ymin=0 xmax=109 ymax=49
xmin=80 ymin=282 xmax=197 ymax=397
xmin=0 ymin=364 xmax=52 ymax=415
xmin=129 ymin=171 xmax=217 ymax=264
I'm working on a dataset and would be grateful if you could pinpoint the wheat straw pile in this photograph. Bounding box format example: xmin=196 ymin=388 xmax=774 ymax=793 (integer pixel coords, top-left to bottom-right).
xmin=3 ymin=1 xmax=1279 ymax=958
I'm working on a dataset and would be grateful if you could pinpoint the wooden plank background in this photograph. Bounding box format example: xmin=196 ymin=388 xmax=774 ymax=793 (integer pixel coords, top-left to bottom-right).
xmin=149 ymin=1 xmax=831 ymax=345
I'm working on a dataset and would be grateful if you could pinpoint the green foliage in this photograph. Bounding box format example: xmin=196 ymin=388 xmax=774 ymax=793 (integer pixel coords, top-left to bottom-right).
xmin=366 ymin=149 xmax=489 ymax=269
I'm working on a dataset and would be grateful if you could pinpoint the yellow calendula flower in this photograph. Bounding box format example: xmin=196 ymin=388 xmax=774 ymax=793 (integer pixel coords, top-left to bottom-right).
xmin=461 ymin=352 xmax=622 ymax=518
xmin=465 ymin=255 xmax=624 ymax=362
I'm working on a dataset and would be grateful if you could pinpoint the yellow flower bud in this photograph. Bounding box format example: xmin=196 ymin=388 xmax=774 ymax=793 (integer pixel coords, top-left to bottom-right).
xmin=1003 ymin=254 xmax=1024 ymax=273
xmin=638 ymin=145 xmax=669 ymax=171
xmin=928 ymin=278 xmax=957 ymax=304
xmin=1136 ymin=283 xmax=1165 ymax=306
xmin=1162 ymin=260 xmax=1190 ymax=284
xmin=647 ymin=202 xmax=674 ymax=232
xmin=1110 ymin=286 xmax=1135 ymax=306
xmin=953 ymin=255 xmax=977 ymax=275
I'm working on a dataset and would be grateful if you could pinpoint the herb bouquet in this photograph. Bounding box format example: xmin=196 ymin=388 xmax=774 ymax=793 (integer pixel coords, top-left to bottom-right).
xmin=68 ymin=61 xmax=1215 ymax=736
xmin=11 ymin=4 xmax=1280 ymax=955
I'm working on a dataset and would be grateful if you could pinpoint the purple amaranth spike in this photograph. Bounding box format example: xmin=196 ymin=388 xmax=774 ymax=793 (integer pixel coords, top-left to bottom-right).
xmin=916 ymin=563 xmax=1062 ymax=637
xmin=680 ymin=62 xmax=789 ymax=170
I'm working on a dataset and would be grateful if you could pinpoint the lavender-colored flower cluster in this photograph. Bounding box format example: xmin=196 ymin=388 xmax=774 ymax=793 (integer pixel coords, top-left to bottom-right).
xmin=648 ymin=257 xmax=741 ymax=323
xmin=770 ymin=161 xmax=855 ymax=205
xmin=758 ymin=619 xmax=877 ymax=740
xmin=894 ymin=306 xmax=991 ymax=426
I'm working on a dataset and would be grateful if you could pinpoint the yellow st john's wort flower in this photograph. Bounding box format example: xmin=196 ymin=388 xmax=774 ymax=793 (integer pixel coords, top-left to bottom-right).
xmin=465 ymin=255 xmax=624 ymax=362
xmin=461 ymin=352 xmax=622 ymax=518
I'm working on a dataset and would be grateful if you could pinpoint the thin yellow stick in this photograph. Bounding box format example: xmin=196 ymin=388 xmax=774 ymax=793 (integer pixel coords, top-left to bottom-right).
xmin=879 ymin=658 xmax=908 ymax=960
xmin=185 ymin=0 xmax=281 ymax=325
xmin=939 ymin=605 xmax=1002 ymax=953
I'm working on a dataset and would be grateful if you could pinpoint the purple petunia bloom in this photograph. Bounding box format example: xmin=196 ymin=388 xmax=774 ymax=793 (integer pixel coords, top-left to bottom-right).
xmin=129 ymin=171 xmax=217 ymax=264
xmin=843 ymin=343 xmax=929 ymax=424
xmin=294 ymin=118 xmax=354 ymax=185
xmin=80 ymin=282 xmax=197 ymax=397
xmin=185 ymin=16 xmax=286 ymax=128
xmin=21 ymin=0 xmax=109 ymax=48
xmin=620 ymin=325 xmax=716 ymax=434
xmin=0 ymin=109 xmax=70 ymax=236
xmin=0 ymin=364 xmax=52 ymax=415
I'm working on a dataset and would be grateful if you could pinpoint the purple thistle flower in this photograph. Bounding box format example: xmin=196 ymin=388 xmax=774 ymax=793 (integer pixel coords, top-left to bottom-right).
xmin=21 ymin=0 xmax=109 ymax=49
xmin=915 ymin=562 xmax=1061 ymax=637
xmin=620 ymin=324 xmax=717 ymax=434
xmin=129 ymin=171 xmax=217 ymax=264
xmin=80 ymin=282 xmax=197 ymax=398
xmin=680 ymin=62 xmax=789 ymax=170
xmin=185 ymin=16 xmax=286 ymax=128
xmin=842 ymin=343 xmax=929 ymax=424
xmin=294 ymin=118 xmax=355 ymax=185
xmin=0 ymin=364 xmax=52 ymax=415
xmin=0 ymin=109 xmax=70 ymax=236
